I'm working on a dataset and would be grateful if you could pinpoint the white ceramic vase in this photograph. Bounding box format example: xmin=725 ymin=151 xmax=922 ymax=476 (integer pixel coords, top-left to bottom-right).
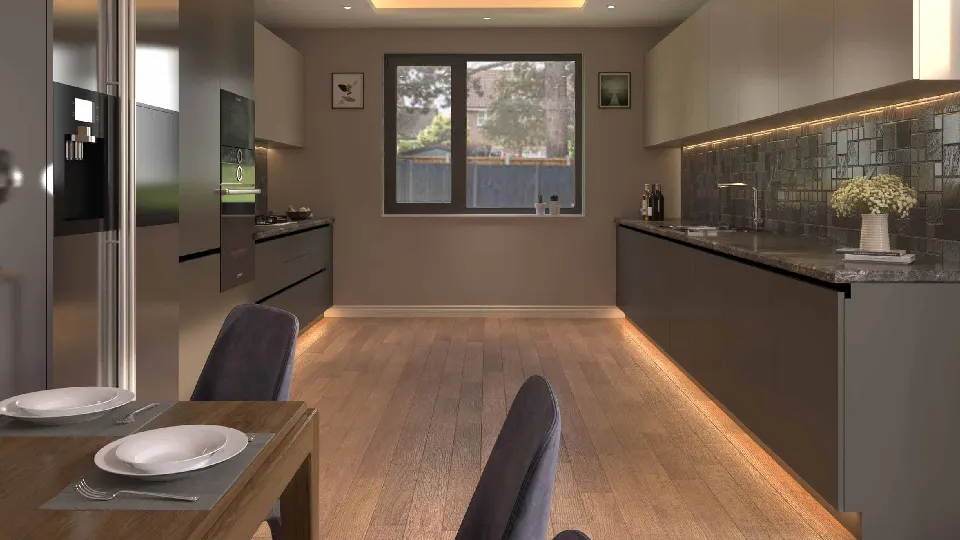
xmin=548 ymin=200 xmax=560 ymax=216
xmin=535 ymin=202 xmax=546 ymax=216
xmin=860 ymin=213 xmax=891 ymax=251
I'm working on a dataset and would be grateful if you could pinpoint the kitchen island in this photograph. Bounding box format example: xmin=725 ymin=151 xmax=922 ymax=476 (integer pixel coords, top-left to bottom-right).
xmin=617 ymin=218 xmax=960 ymax=540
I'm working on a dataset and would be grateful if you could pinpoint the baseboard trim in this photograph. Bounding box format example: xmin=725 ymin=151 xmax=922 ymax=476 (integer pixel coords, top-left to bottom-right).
xmin=324 ymin=305 xmax=624 ymax=319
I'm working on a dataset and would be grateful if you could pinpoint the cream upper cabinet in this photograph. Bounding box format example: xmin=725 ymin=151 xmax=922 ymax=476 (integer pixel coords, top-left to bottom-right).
xmin=643 ymin=0 xmax=955 ymax=146
xmin=708 ymin=0 xmax=740 ymax=130
xmin=737 ymin=0 xmax=779 ymax=123
xmin=644 ymin=3 xmax=709 ymax=145
xmin=915 ymin=0 xmax=960 ymax=80
xmin=678 ymin=5 xmax=710 ymax=138
xmin=834 ymin=0 xmax=912 ymax=98
xmin=644 ymin=42 xmax=669 ymax=146
xmin=778 ymin=0 xmax=834 ymax=112
xmin=254 ymin=22 xmax=305 ymax=148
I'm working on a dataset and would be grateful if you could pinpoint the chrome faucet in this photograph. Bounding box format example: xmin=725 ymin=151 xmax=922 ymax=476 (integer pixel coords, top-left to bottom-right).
xmin=717 ymin=182 xmax=762 ymax=231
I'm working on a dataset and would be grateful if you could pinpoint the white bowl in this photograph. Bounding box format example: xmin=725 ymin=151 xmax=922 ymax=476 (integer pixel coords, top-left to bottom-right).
xmin=114 ymin=425 xmax=229 ymax=475
xmin=95 ymin=426 xmax=248 ymax=480
xmin=15 ymin=387 xmax=120 ymax=417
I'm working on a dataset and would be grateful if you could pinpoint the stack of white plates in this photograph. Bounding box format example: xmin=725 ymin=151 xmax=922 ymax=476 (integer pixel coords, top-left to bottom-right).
xmin=0 ymin=387 xmax=135 ymax=425
xmin=96 ymin=425 xmax=248 ymax=480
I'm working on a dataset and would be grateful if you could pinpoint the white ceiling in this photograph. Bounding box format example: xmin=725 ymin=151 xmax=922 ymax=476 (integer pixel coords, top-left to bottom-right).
xmin=254 ymin=0 xmax=707 ymax=29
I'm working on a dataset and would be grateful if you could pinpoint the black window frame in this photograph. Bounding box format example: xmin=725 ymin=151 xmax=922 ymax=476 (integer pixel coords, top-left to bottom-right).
xmin=384 ymin=53 xmax=584 ymax=216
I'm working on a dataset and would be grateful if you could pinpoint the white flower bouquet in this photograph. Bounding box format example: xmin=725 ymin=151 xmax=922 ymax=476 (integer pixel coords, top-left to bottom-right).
xmin=830 ymin=174 xmax=917 ymax=218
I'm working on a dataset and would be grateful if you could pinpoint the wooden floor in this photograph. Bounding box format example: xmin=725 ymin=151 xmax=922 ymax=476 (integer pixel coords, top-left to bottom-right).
xmin=253 ymin=317 xmax=855 ymax=540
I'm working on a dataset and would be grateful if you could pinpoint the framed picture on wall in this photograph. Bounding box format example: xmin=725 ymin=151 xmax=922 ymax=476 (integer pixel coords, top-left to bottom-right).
xmin=598 ymin=72 xmax=631 ymax=109
xmin=332 ymin=73 xmax=364 ymax=109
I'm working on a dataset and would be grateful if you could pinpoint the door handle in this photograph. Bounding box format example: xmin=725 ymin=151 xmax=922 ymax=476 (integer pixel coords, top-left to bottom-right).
xmin=220 ymin=188 xmax=262 ymax=195
xmin=0 ymin=149 xmax=24 ymax=203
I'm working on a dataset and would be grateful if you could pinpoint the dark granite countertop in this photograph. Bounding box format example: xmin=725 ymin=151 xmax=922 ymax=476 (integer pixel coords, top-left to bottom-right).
xmin=254 ymin=217 xmax=333 ymax=242
xmin=616 ymin=218 xmax=960 ymax=284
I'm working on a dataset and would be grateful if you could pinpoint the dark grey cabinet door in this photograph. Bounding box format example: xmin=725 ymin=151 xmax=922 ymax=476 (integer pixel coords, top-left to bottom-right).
xmin=634 ymin=231 xmax=670 ymax=350
xmin=616 ymin=226 xmax=842 ymax=509
xmin=772 ymin=274 xmax=841 ymax=508
xmin=667 ymin=240 xmax=698 ymax=375
xmin=261 ymin=270 xmax=328 ymax=331
xmin=616 ymin=226 xmax=646 ymax=328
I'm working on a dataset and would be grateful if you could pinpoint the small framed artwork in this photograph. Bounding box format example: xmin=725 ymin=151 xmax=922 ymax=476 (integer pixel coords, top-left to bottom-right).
xmin=332 ymin=73 xmax=364 ymax=109
xmin=599 ymin=72 xmax=631 ymax=109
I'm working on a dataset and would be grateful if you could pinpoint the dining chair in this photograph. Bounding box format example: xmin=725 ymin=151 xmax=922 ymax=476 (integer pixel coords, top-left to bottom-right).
xmin=455 ymin=375 xmax=562 ymax=540
xmin=190 ymin=303 xmax=299 ymax=402
xmin=552 ymin=531 xmax=591 ymax=540
xmin=190 ymin=303 xmax=299 ymax=540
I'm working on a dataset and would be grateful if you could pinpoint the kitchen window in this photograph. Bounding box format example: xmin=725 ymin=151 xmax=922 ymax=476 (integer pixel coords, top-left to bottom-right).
xmin=384 ymin=54 xmax=583 ymax=215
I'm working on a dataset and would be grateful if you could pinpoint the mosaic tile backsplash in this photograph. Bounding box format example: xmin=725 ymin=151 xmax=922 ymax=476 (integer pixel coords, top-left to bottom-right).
xmin=681 ymin=92 xmax=960 ymax=261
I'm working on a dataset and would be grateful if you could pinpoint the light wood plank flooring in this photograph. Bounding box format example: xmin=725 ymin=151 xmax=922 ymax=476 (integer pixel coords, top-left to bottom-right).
xmin=253 ymin=318 xmax=855 ymax=540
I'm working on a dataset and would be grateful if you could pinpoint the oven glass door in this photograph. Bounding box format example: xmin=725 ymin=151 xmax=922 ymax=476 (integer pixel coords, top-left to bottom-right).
xmin=220 ymin=90 xmax=254 ymax=150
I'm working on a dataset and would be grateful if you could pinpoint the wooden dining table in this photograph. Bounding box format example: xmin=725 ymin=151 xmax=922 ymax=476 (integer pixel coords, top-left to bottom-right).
xmin=0 ymin=401 xmax=319 ymax=540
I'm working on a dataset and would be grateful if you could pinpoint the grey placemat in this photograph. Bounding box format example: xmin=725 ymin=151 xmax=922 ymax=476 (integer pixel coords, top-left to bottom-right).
xmin=0 ymin=401 xmax=174 ymax=438
xmin=41 ymin=433 xmax=274 ymax=511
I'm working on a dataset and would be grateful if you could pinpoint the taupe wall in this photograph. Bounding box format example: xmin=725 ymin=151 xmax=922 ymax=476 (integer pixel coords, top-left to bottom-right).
xmin=269 ymin=27 xmax=678 ymax=306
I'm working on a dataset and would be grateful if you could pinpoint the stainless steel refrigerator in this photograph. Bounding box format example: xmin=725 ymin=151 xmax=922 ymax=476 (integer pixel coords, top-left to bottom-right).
xmin=0 ymin=0 xmax=179 ymax=401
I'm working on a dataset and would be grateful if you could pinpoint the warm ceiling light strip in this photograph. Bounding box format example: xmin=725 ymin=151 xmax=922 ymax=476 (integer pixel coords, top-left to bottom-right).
xmin=683 ymin=90 xmax=960 ymax=150
xmin=370 ymin=0 xmax=584 ymax=8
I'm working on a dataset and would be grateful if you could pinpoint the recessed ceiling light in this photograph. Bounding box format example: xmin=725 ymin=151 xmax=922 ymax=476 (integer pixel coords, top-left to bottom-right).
xmin=607 ymin=4 xmax=615 ymax=8
xmin=343 ymin=5 xmax=352 ymax=9
xmin=483 ymin=16 xmax=492 ymax=19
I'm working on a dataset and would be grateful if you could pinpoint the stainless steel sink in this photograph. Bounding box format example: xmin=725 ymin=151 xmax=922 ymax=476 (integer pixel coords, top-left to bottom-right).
xmin=658 ymin=224 xmax=766 ymax=233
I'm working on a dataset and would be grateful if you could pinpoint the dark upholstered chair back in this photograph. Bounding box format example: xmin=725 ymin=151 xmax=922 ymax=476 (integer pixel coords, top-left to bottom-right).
xmin=190 ymin=304 xmax=299 ymax=402
xmin=456 ymin=375 xmax=562 ymax=540
xmin=552 ymin=531 xmax=591 ymax=540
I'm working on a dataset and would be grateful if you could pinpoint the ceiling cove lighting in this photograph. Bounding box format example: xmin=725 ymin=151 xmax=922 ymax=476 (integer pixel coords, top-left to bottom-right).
xmin=683 ymin=90 xmax=960 ymax=150
xmin=369 ymin=0 xmax=585 ymax=8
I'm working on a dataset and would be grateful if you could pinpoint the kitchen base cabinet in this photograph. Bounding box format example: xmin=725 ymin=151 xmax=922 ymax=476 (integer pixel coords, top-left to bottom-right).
xmin=254 ymin=224 xmax=333 ymax=330
xmin=616 ymin=225 xmax=841 ymax=508
xmin=617 ymin=223 xmax=960 ymax=540
xmin=260 ymin=269 xmax=330 ymax=330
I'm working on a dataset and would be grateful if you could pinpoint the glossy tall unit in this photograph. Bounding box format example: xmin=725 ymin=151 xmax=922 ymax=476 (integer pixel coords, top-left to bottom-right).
xmin=178 ymin=0 xmax=257 ymax=399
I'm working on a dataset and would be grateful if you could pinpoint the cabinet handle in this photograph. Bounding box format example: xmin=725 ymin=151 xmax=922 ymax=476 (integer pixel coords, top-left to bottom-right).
xmin=220 ymin=188 xmax=262 ymax=195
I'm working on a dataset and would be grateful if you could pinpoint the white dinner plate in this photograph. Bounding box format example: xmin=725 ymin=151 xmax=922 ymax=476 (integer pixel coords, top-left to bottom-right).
xmin=115 ymin=425 xmax=229 ymax=474
xmin=95 ymin=425 xmax=248 ymax=480
xmin=0 ymin=388 xmax=135 ymax=425
xmin=15 ymin=387 xmax=120 ymax=417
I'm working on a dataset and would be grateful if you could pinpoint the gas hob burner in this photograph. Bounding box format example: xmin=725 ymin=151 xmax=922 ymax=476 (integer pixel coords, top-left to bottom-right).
xmin=255 ymin=214 xmax=290 ymax=226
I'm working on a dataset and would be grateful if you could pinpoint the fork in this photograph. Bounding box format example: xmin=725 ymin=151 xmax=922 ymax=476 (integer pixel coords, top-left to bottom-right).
xmin=75 ymin=478 xmax=198 ymax=502
xmin=114 ymin=403 xmax=159 ymax=425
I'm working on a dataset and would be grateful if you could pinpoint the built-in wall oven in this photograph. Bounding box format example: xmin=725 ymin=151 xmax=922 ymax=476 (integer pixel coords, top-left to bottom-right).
xmin=219 ymin=90 xmax=258 ymax=292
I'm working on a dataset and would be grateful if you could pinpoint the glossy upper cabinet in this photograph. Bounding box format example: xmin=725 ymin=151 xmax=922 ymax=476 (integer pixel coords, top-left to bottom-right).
xmin=218 ymin=0 xmax=255 ymax=100
xmin=778 ymin=0 xmax=834 ymax=112
xmin=834 ymin=0 xmax=912 ymax=98
xmin=737 ymin=0 xmax=779 ymax=122
xmin=644 ymin=3 xmax=709 ymax=146
xmin=254 ymin=23 xmax=305 ymax=147
xmin=709 ymin=0 xmax=740 ymax=130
